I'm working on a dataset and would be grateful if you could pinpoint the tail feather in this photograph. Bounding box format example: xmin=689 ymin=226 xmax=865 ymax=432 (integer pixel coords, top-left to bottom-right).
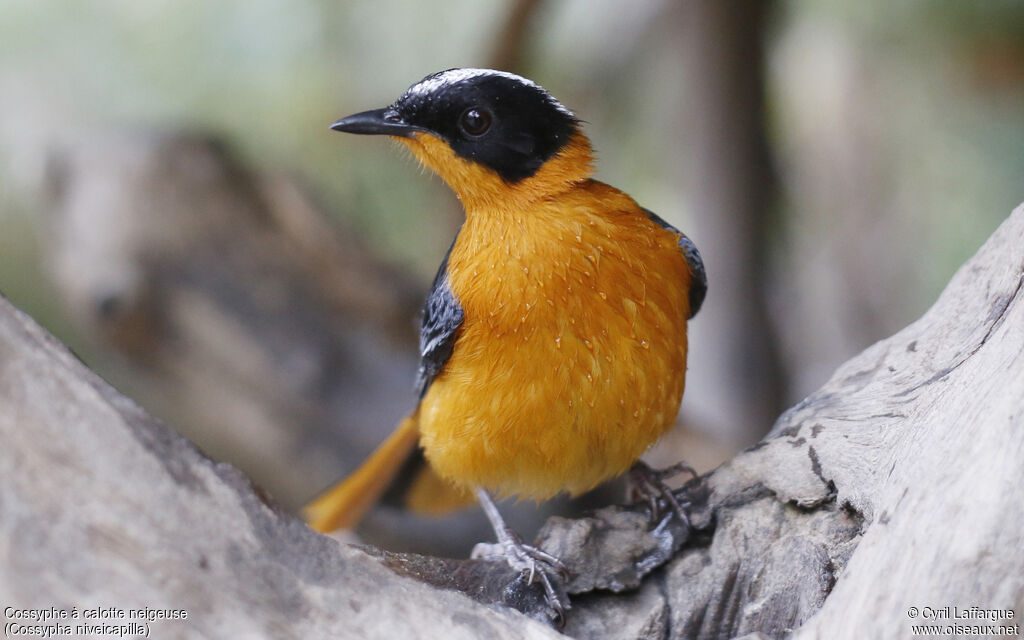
xmin=304 ymin=412 xmax=420 ymax=533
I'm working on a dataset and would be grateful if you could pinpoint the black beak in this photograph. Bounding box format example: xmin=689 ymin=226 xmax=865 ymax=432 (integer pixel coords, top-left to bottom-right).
xmin=330 ymin=108 xmax=420 ymax=138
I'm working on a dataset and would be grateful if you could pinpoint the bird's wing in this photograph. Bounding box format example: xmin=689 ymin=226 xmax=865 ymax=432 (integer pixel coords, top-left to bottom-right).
xmin=641 ymin=207 xmax=707 ymax=319
xmin=415 ymin=236 xmax=465 ymax=398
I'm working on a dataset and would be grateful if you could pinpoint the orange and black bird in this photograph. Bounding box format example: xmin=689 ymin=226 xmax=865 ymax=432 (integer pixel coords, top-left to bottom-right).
xmin=305 ymin=68 xmax=706 ymax=616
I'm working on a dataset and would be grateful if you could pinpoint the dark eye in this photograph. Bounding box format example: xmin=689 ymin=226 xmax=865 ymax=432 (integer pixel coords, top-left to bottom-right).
xmin=459 ymin=108 xmax=492 ymax=136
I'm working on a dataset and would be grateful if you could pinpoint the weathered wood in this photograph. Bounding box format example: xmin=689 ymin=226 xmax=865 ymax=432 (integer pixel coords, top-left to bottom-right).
xmin=0 ymin=293 xmax=560 ymax=640
xmin=2 ymin=203 xmax=1021 ymax=639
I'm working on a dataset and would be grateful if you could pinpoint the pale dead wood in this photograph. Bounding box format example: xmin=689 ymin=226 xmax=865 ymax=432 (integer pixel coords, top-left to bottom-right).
xmin=1 ymin=204 xmax=1021 ymax=639
xmin=0 ymin=293 xmax=560 ymax=640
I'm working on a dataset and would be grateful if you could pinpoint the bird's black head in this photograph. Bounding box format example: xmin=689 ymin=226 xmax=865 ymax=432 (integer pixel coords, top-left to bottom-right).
xmin=332 ymin=69 xmax=581 ymax=184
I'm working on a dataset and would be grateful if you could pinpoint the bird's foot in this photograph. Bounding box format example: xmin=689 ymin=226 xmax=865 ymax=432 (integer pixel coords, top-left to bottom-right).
xmin=627 ymin=460 xmax=696 ymax=531
xmin=472 ymin=530 xmax=570 ymax=624
xmin=473 ymin=489 xmax=570 ymax=625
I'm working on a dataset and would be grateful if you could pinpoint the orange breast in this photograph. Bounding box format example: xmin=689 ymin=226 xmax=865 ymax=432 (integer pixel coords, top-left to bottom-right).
xmin=417 ymin=180 xmax=692 ymax=500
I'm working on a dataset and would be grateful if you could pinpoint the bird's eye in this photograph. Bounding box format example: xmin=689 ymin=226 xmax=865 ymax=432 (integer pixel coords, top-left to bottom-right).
xmin=459 ymin=108 xmax=492 ymax=136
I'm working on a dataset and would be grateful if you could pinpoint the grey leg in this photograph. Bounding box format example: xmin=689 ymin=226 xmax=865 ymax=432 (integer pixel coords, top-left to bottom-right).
xmin=472 ymin=488 xmax=570 ymax=621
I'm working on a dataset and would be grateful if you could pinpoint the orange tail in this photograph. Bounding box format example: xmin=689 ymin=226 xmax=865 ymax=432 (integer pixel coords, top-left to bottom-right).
xmin=303 ymin=411 xmax=476 ymax=533
xmin=304 ymin=412 xmax=421 ymax=532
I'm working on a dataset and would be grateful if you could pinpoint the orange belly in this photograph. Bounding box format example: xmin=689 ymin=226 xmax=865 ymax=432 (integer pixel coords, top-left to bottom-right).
xmin=418 ymin=181 xmax=692 ymax=500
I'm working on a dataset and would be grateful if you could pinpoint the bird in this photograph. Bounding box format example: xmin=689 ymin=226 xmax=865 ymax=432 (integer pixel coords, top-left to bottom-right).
xmin=305 ymin=68 xmax=706 ymax=620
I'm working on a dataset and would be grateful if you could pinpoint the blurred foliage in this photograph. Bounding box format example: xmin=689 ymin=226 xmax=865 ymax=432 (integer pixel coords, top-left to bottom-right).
xmin=814 ymin=0 xmax=1024 ymax=295
xmin=1 ymin=0 xmax=1023 ymax=549
xmin=1 ymin=0 xmax=510 ymax=275
xmin=1 ymin=0 xmax=1023 ymax=408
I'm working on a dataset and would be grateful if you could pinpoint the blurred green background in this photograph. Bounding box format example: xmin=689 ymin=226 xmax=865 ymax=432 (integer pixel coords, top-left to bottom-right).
xmin=1 ymin=0 xmax=1022 ymax=551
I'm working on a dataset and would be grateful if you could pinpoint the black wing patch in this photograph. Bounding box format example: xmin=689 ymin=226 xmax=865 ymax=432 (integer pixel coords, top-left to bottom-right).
xmin=642 ymin=208 xmax=707 ymax=319
xmin=415 ymin=237 xmax=465 ymax=398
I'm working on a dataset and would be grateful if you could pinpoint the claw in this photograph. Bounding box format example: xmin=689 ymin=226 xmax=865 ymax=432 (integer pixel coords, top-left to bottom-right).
xmin=475 ymin=489 xmax=571 ymax=624
xmin=498 ymin=535 xmax=570 ymax=616
xmin=533 ymin=567 xmax=565 ymax=625
xmin=627 ymin=460 xmax=695 ymax=531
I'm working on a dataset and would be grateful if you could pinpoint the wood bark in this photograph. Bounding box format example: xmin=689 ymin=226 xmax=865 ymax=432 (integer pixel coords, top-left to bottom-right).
xmin=0 ymin=293 xmax=559 ymax=640
xmin=2 ymin=204 xmax=1022 ymax=639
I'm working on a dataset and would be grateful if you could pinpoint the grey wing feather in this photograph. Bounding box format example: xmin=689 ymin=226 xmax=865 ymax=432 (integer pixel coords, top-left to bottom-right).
xmin=415 ymin=236 xmax=465 ymax=398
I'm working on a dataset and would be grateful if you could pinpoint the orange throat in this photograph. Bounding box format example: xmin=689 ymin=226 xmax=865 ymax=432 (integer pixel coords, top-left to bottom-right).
xmin=396 ymin=131 xmax=596 ymax=212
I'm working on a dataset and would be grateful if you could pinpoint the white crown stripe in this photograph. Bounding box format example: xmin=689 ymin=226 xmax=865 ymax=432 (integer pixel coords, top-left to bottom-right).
xmin=402 ymin=68 xmax=576 ymax=118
